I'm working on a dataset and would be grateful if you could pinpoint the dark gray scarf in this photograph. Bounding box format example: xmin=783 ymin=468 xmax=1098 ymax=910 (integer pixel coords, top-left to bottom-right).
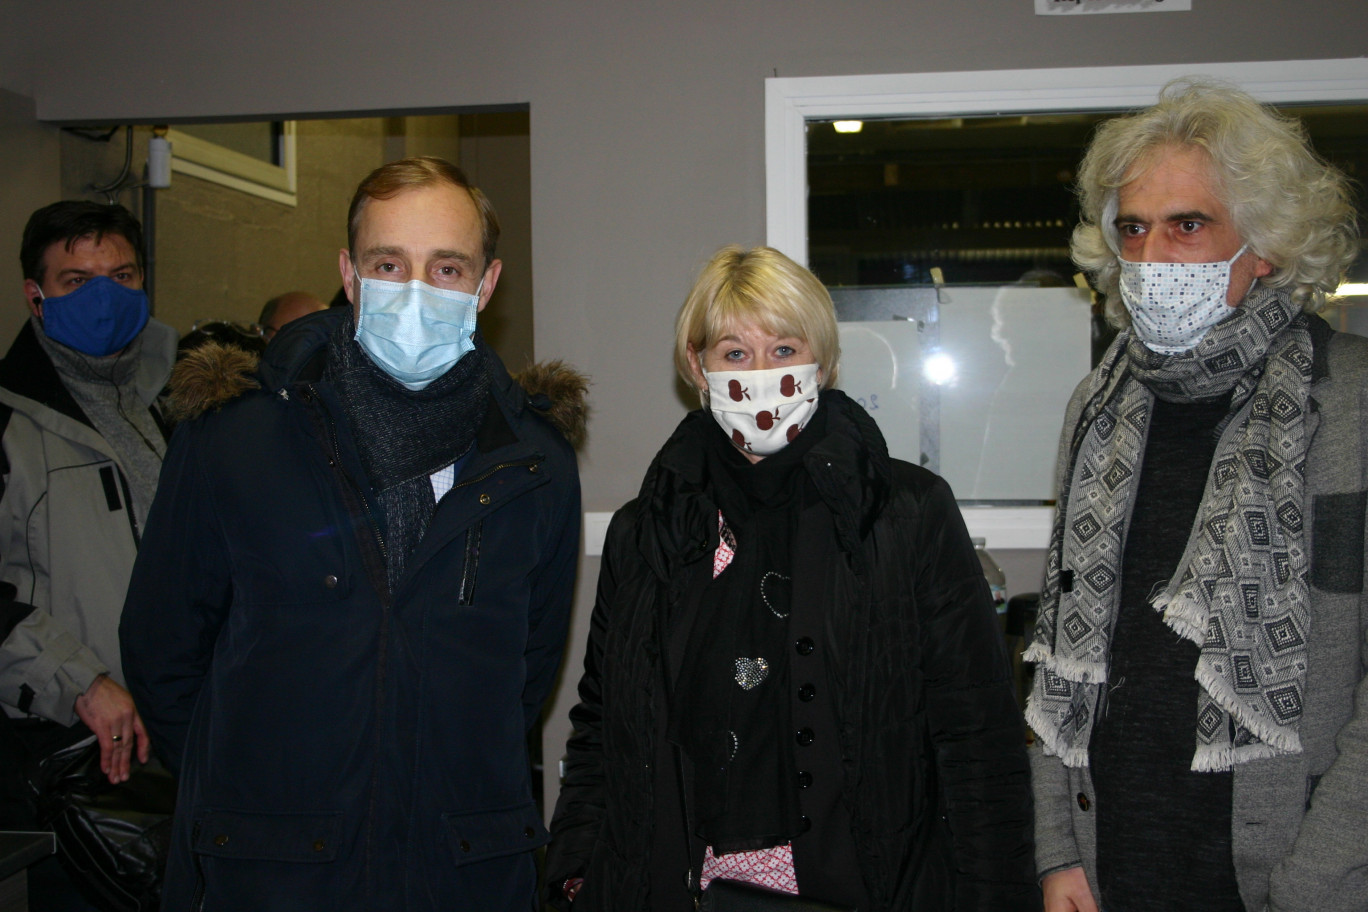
xmin=1026 ymin=285 xmax=1311 ymax=772
xmin=326 ymin=315 xmax=491 ymax=592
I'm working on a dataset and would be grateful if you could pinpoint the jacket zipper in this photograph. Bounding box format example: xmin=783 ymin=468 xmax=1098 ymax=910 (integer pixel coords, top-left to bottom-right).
xmin=305 ymin=382 xmax=390 ymax=902
xmin=449 ymin=457 xmax=540 ymax=492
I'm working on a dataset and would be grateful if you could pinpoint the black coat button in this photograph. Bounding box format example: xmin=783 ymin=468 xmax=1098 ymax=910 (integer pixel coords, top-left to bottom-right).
xmin=324 ymin=575 xmax=338 ymax=588
xmin=798 ymin=683 xmax=815 ymax=702
xmin=796 ymin=770 xmax=812 ymax=788
xmin=460 ymin=839 xmax=472 ymax=852
xmin=798 ymin=815 xmax=811 ymax=833
xmin=796 ymin=727 xmax=814 ymax=746
xmin=313 ymin=839 xmax=326 ymax=852
xmin=524 ymin=826 xmax=535 ymax=838
xmin=795 ymin=637 xmax=815 ymax=656
xmin=1077 ymin=792 xmax=1090 ymax=811
xmin=214 ymin=834 xmax=229 ymax=846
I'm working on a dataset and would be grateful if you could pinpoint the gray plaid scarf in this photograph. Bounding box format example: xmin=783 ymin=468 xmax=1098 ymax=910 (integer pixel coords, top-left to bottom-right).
xmin=1025 ymin=284 xmax=1311 ymax=772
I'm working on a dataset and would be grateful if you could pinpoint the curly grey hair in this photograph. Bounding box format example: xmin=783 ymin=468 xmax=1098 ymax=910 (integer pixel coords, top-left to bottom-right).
xmin=1071 ymin=78 xmax=1359 ymax=326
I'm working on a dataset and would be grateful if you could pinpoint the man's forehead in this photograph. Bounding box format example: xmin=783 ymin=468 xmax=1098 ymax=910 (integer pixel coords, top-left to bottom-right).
xmin=353 ymin=184 xmax=480 ymax=249
xmin=44 ymin=233 xmax=138 ymax=270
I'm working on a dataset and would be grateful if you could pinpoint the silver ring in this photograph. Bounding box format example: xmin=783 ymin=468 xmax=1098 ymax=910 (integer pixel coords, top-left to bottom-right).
xmin=111 ymin=734 xmax=123 ymax=743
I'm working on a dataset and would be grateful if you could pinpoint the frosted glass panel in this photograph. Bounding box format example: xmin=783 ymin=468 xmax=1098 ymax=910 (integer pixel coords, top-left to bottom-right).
xmin=836 ymin=321 xmax=923 ymax=466
xmin=832 ymin=285 xmax=1090 ymax=502
xmin=938 ymin=286 xmax=1090 ymax=500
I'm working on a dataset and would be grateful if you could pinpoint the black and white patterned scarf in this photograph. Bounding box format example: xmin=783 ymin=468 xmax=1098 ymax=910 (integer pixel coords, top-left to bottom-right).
xmin=1025 ymin=285 xmax=1311 ymax=772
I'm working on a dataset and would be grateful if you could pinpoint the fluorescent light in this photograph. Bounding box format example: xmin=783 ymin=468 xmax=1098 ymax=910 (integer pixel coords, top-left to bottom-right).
xmin=1335 ymin=283 xmax=1368 ymax=297
xmin=832 ymin=120 xmax=863 ymax=134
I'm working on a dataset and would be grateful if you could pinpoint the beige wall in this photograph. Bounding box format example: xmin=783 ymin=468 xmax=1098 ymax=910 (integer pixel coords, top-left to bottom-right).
xmin=53 ymin=118 xmax=383 ymax=334
xmin=5 ymin=0 xmax=1366 ymax=818
xmin=32 ymin=113 xmax=534 ymax=363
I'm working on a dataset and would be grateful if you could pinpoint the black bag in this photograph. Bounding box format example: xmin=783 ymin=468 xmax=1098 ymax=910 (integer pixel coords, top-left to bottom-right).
xmin=11 ymin=719 xmax=175 ymax=912
xmin=700 ymin=879 xmax=857 ymax=912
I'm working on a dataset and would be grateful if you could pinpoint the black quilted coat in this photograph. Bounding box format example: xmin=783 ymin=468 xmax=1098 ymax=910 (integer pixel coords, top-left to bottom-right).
xmin=547 ymin=391 xmax=1039 ymax=911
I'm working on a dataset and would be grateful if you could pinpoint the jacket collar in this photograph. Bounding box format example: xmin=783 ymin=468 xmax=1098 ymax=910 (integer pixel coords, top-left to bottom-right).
xmin=0 ymin=318 xmax=176 ymax=433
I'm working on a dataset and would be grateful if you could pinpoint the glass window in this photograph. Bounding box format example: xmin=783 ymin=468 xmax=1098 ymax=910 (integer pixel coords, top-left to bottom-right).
xmin=807 ymin=105 xmax=1368 ymax=505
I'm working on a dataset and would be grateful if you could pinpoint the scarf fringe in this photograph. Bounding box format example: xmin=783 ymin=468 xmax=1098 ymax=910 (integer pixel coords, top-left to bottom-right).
xmin=1194 ymin=660 xmax=1303 ymax=755
xmin=1156 ymin=593 xmax=1208 ymax=646
xmin=1024 ymin=700 xmax=1090 ymax=769
xmin=1190 ymin=740 xmax=1283 ymax=773
xmin=1037 ymin=651 xmax=1109 ymax=685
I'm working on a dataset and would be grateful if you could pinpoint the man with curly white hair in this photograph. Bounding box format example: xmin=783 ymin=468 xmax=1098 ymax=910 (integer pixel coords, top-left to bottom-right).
xmin=1027 ymin=79 xmax=1367 ymax=912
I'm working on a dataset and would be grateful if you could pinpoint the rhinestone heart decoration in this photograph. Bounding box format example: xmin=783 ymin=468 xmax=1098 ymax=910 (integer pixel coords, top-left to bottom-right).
xmin=735 ymin=657 xmax=770 ymax=690
xmin=761 ymin=571 xmax=792 ymax=619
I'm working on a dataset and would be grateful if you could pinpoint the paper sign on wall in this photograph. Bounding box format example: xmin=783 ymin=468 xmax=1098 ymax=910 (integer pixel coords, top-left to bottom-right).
xmin=1036 ymin=0 xmax=1190 ymax=14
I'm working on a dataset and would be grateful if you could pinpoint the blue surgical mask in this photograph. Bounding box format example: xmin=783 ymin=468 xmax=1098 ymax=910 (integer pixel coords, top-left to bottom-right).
xmin=353 ymin=275 xmax=483 ymax=390
xmin=38 ymin=275 xmax=150 ymax=357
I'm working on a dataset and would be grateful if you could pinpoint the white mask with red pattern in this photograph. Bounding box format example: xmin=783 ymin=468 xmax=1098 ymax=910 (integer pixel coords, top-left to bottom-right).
xmin=702 ymin=363 xmax=820 ymax=457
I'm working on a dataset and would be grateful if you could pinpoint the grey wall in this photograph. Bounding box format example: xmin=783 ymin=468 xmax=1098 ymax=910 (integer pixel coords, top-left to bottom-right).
xmin=5 ymin=0 xmax=1365 ymax=818
xmin=0 ymin=89 xmax=60 ymax=346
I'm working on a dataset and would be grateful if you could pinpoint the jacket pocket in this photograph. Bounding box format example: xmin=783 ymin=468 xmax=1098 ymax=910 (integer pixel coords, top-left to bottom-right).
xmin=192 ymin=808 xmax=344 ymax=863
xmin=442 ymin=800 xmax=549 ymax=867
xmin=457 ymin=520 xmax=483 ymax=606
xmin=1310 ymin=490 xmax=1366 ymax=593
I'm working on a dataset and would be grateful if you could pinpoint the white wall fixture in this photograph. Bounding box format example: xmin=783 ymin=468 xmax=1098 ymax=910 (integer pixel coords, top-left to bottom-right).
xmin=166 ymin=122 xmax=298 ymax=206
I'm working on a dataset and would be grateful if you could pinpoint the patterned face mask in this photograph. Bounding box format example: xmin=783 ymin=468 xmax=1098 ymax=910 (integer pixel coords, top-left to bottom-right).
xmin=1119 ymin=244 xmax=1250 ymax=355
xmin=703 ymin=363 xmax=820 ymax=457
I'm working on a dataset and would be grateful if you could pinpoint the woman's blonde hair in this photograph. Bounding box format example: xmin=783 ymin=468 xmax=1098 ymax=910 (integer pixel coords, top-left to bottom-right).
xmin=1071 ymin=78 xmax=1359 ymax=326
xmin=674 ymin=246 xmax=840 ymax=391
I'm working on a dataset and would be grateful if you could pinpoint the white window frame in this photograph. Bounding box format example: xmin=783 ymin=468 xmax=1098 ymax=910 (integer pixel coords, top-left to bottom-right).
xmin=765 ymin=58 xmax=1368 ymax=548
xmin=166 ymin=121 xmax=298 ymax=207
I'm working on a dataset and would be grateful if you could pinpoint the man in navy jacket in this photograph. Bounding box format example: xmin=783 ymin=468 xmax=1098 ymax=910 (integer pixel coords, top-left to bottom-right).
xmin=121 ymin=157 xmax=583 ymax=911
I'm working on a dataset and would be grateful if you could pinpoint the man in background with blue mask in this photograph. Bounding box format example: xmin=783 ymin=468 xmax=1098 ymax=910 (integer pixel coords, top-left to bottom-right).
xmin=0 ymin=200 xmax=176 ymax=906
xmin=1027 ymin=80 xmax=1368 ymax=912
xmin=121 ymin=157 xmax=585 ymax=911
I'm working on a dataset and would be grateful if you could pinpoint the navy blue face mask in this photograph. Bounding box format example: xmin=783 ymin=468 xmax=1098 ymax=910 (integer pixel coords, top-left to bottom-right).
xmin=39 ymin=275 xmax=150 ymax=357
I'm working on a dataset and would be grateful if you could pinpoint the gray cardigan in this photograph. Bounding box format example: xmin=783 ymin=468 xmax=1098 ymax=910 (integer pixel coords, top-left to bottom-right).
xmin=1031 ymin=316 xmax=1368 ymax=912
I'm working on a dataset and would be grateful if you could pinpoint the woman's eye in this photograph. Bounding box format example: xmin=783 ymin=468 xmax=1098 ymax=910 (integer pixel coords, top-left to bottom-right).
xmin=724 ymin=349 xmax=746 ymax=361
xmin=776 ymin=345 xmax=795 ymax=358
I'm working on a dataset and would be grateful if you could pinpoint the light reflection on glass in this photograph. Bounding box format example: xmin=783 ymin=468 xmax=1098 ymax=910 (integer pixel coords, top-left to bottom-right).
xmin=923 ymin=351 xmax=957 ymax=386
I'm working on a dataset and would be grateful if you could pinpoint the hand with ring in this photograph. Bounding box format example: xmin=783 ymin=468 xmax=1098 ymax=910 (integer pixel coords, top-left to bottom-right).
xmin=73 ymin=675 xmax=150 ymax=783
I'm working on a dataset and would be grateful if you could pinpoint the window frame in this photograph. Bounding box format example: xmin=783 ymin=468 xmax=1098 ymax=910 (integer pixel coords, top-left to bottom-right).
xmin=764 ymin=58 xmax=1368 ymax=548
xmin=166 ymin=121 xmax=298 ymax=207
